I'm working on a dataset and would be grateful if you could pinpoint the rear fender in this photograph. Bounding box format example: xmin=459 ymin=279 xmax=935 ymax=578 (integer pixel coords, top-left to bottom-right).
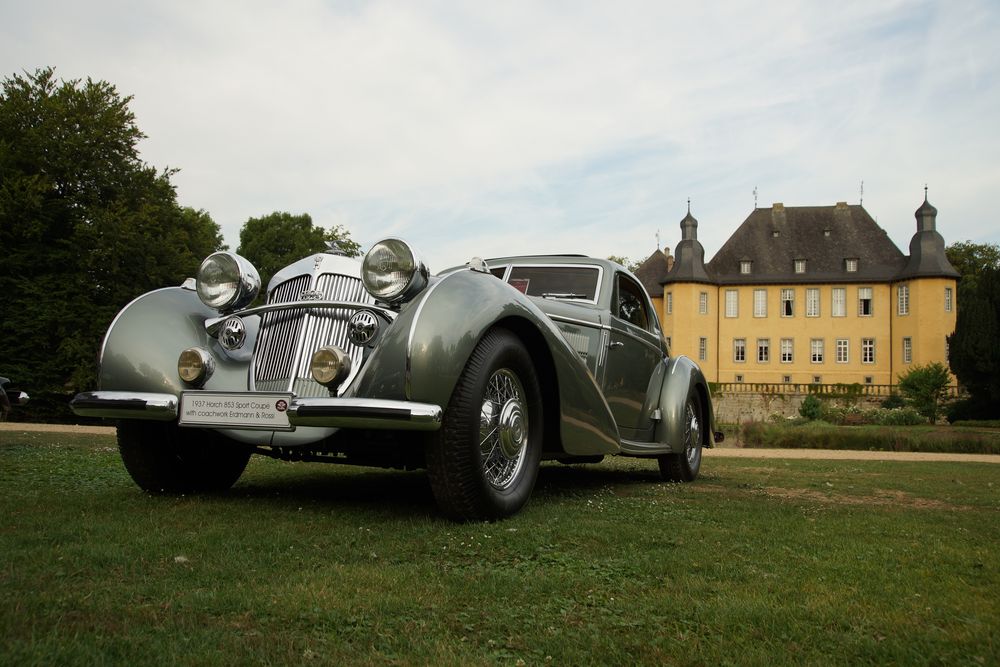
xmin=654 ymin=355 xmax=715 ymax=453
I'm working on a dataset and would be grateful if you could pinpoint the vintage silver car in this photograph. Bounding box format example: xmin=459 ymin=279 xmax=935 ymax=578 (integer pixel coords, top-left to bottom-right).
xmin=71 ymin=239 xmax=721 ymax=520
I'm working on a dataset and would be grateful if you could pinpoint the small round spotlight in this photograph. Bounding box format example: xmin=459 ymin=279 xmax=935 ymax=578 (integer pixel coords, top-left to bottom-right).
xmin=310 ymin=346 xmax=352 ymax=388
xmin=178 ymin=347 xmax=215 ymax=386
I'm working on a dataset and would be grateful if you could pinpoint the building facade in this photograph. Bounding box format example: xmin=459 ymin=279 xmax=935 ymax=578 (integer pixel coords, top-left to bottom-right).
xmin=658 ymin=196 xmax=958 ymax=386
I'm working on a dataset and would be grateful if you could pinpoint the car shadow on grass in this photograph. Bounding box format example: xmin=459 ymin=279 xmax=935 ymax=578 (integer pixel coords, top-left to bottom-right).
xmin=218 ymin=460 xmax=668 ymax=519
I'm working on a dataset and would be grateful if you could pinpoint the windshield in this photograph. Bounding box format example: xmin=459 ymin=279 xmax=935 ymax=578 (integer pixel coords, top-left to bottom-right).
xmin=505 ymin=265 xmax=600 ymax=303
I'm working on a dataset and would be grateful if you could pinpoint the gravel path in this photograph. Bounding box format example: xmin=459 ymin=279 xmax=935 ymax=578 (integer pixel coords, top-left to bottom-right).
xmin=2 ymin=422 xmax=998 ymax=464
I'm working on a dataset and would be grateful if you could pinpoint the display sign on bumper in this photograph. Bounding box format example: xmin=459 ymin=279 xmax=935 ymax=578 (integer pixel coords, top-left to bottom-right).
xmin=179 ymin=392 xmax=294 ymax=430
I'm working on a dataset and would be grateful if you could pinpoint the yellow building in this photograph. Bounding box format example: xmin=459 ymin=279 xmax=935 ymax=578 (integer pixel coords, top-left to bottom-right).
xmin=659 ymin=196 xmax=958 ymax=386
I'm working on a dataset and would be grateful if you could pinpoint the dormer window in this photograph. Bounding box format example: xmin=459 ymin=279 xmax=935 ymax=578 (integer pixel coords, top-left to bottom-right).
xmin=740 ymin=260 xmax=752 ymax=275
xmin=794 ymin=259 xmax=806 ymax=274
xmin=823 ymin=229 xmax=832 ymax=237
xmin=772 ymin=230 xmax=780 ymax=238
xmin=845 ymin=258 xmax=859 ymax=273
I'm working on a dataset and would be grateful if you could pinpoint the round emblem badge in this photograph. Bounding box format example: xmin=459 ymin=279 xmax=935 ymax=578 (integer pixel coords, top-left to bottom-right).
xmin=348 ymin=310 xmax=380 ymax=346
xmin=219 ymin=316 xmax=247 ymax=350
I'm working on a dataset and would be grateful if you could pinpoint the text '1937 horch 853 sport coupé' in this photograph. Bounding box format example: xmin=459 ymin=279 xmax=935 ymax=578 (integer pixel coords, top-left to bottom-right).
xmin=72 ymin=239 xmax=722 ymax=520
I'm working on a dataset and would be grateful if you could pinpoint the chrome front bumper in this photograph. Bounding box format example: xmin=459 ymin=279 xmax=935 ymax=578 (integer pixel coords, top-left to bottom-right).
xmin=70 ymin=391 xmax=442 ymax=432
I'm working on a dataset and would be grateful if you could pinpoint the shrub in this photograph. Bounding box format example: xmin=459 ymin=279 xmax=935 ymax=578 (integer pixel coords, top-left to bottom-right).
xmin=799 ymin=395 xmax=823 ymax=421
xmin=897 ymin=362 xmax=952 ymax=424
xmin=870 ymin=407 xmax=924 ymax=426
xmin=881 ymin=393 xmax=905 ymax=410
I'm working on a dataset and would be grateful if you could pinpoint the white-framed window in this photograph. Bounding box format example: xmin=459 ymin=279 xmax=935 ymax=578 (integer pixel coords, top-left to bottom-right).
xmin=757 ymin=338 xmax=770 ymax=363
xmin=698 ymin=337 xmax=707 ymax=361
xmin=862 ymin=337 xmax=875 ymax=364
xmin=945 ymin=287 xmax=953 ymax=312
xmin=845 ymin=258 xmax=859 ymax=273
xmin=836 ymin=338 xmax=849 ymax=363
xmin=810 ymin=338 xmax=825 ymax=363
xmin=794 ymin=259 xmax=807 ymax=274
xmin=812 ymin=375 xmax=822 ymax=384
xmin=733 ymin=338 xmax=746 ymax=363
xmin=781 ymin=288 xmax=794 ymax=317
xmin=666 ymin=292 xmax=672 ymax=314
xmin=780 ymin=338 xmax=793 ymax=363
xmin=740 ymin=260 xmax=752 ymax=275
xmin=832 ymin=287 xmax=846 ymax=317
xmin=806 ymin=288 xmax=820 ymax=317
xmin=898 ymin=284 xmax=909 ymax=316
xmin=782 ymin=375 xmax=792 ymax=383
xmin=699 ymin=291 xmax=708 ymax=315
xmin=753 ymin=289 xmax=767 ymax=317
xmin=858 ymin=287 xmax=873 ymax=316
xmin=902 ymin=337 xmax=912 ymax=364
xmin=725 ymin=290 xmax=738 ymax=318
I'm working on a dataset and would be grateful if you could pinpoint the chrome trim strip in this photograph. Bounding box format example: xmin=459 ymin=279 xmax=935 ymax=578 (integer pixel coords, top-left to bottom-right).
xmin=70 ymin=391 xmax=179 ymax=421
xmin=288 ymin=397 xmax=442 ymax=431
xmin=405 ymin=273 xmax=459 ymax=399
xmin=610 ymin=325 xmax=666 ymax=358
xmin=206 ymin=301 xmax=396 ymax=336
xmin=549 ymin=314 xmax=607 ymax=331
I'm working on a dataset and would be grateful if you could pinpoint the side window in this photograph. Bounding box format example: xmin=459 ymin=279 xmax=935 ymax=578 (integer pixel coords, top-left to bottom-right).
xmin=616 ymin=274 xmax=650 ymax=330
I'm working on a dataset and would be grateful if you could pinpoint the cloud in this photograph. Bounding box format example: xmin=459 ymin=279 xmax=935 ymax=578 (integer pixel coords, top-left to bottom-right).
xmin=3 ymin=0 xmax=999 ymax=271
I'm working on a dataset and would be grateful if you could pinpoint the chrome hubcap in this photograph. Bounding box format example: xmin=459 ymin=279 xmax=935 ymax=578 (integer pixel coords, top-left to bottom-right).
xmin=685 ymin=401 xmax=702 ymax=468
xmin=479 ymin=369 xmax=528 ymax=490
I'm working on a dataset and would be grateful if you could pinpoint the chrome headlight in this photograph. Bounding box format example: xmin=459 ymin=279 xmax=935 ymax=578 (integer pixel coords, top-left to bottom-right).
xmin=196 ymin=252 xmax=260 ymax=312
xmin=361 ymin=238 xmax=428 ymax=304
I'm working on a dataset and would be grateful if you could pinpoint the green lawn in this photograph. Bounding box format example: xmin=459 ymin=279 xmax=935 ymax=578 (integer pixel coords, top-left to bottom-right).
xmin=1 ymin=429 xmax=998 ymax=666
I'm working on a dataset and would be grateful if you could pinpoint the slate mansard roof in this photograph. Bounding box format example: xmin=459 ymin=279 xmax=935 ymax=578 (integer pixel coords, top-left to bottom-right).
xmin=634 ymin=248 xmax=673 ymax=297
xmin=662 ymin=198 xmax=958 ymax=287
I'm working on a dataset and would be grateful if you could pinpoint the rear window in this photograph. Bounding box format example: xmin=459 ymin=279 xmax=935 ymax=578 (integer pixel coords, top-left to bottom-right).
xmin=506 ymin=266 xmax=600 ymax=302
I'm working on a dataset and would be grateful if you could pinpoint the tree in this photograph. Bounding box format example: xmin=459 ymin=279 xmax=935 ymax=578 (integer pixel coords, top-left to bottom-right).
xmin=947 ymin=266 xmax=1000 ymax=419
xmin=0 ymin=68 xmax=224 ymax=414
xmin=607 ymin=255 xmax=641 ymax=272
xmin=897 ymin=362 xmax=952 ymax=424
xmin=237 ymin=212 xmax=360 ymax=289
xmin=946 ymin=241 xmax=1000 ymax=288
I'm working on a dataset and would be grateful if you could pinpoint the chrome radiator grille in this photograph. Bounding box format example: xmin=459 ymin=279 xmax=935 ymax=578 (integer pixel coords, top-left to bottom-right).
xmin=252 ymin=273 xmax=374 ymax=397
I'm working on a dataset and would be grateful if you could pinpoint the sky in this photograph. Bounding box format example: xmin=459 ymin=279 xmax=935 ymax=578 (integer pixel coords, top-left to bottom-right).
xmin=3 ymin=0 xmax=999 ymax=272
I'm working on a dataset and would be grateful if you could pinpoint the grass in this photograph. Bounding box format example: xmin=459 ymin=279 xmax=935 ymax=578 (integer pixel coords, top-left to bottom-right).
xmin=1 ymin=429 xmax=999 ymax=666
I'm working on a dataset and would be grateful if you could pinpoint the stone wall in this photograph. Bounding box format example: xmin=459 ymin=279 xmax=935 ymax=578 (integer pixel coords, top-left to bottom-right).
xmin=712 ymin=388 xmax=885 ymax=424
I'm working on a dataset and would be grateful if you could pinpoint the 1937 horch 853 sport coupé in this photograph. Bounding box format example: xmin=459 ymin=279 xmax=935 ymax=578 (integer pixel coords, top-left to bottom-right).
xmin=72 ymin=239 xmax=722 ymax=520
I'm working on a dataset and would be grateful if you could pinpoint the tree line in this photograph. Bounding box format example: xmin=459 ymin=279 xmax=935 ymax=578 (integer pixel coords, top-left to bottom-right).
xmin=0 ymin=68 xmax=358 ymax=420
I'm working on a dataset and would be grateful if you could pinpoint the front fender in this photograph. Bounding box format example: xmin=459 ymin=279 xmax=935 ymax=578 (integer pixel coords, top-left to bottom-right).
xmin=98 ymin=286 xmax=257 ymax=395
xmin=351 ymin=270 xmax=620 ymax=455
xmin=654 ymin=355 xmax=716 ymax=453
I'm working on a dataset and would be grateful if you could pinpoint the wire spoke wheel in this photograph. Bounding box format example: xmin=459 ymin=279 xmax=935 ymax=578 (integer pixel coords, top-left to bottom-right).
xmin=479 ymin=369 xmax=529 ymax=490
xmin=426 ymin=327 xmax=543 ymax=521
xmin=658 ymin=393 xmax=704 ymax=483
xmin=684 ymin=400 xmax=702 ymax=470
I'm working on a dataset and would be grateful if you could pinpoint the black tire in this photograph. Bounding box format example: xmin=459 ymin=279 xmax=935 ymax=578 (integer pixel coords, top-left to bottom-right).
xmin=118 ymin=421 xmax=251 ymax=494
xmin=426 ymin=327 xmax=543 ymax=521
xmin=658 ymin=392 xmax=704 ymax=482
